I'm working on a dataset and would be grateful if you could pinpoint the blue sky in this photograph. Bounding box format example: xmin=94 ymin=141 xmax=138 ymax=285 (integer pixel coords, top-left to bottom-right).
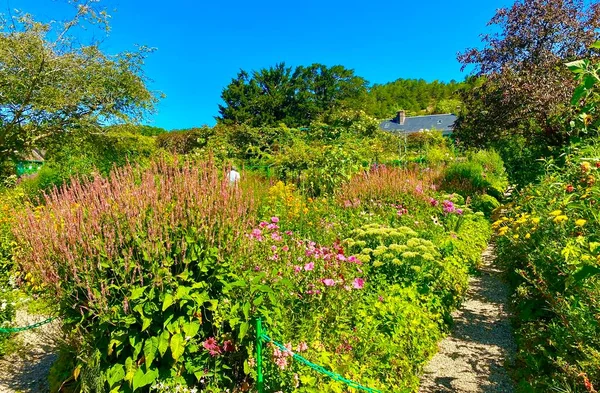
xmin=6 ymin=0 xmax=512 ymax=129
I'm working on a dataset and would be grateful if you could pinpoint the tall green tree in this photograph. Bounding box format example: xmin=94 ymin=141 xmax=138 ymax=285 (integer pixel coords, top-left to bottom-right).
xmin=0 ymin=1 xmax=158 ymax=170
xmin=217 ymin=63 xmax=367 ymax=127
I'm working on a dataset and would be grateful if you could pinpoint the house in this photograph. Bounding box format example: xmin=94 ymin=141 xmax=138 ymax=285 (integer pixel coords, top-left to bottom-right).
xmin=379 ymin=110 xmax=456 ymax=136
xmin=16 ymin=148 xmax=45 ymax=176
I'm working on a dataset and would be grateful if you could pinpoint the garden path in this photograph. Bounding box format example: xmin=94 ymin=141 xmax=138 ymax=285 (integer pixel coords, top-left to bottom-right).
xmin=419 ymin=245 xmax=516 ymax=393
xmin=0 ymin=309 xmax=60 ymax=393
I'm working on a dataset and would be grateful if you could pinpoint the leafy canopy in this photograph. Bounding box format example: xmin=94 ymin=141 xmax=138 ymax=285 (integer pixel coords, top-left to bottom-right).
xmin=0 ymin=1 xmax=158 ymax=165
xmin=455 ymin=0 xmax=600 ymax=148
xmin=217 ymin=63 xmax=368 ymax=127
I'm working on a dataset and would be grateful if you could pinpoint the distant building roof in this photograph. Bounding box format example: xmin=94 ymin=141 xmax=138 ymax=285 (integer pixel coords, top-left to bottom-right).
xmin=379 ymin=112 xmax=456 ymax=136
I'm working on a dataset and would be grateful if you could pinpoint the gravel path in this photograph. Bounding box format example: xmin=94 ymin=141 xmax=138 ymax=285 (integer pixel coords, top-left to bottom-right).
xmin=0 ymin=309 xmax=61 ymax=393
xmin=419 ymin=245 xmax=516 ymax=393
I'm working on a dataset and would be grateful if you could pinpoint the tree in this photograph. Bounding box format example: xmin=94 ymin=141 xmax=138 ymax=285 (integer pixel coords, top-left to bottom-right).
xmin=455 ymin=0 xmax=600 ymax=149
xmin=0 ymin=1 xmax=158 ymax=170
xmin=217 ymin=63 xmax=368 ymax=127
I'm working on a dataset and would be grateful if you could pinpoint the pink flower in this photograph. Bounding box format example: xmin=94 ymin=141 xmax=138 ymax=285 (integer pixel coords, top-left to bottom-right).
xmin=304 ymin=262 xmax=314 ymax=271
xmin=294 ymin=266 xmax=302 ymax=273
xmin=347 ymin=255 xmax=358 ymax=263
xmin=271 ymin=233 xmax=282 ymax=241
xmin=415 ymin=185 xmax=423 ymax=194
xmin=344 ymin=200 xmax=352 ymax=208
xmin=429 ymin=198 xmax=439 ymax=207
xmin=259 ymin=221 xmax=268 ymax=228
xmin=269 ymin=254 xmax=279 ymax=261
xmin=271 ymin=216 xmax=279 ymax=223
xmin=203 ymin=337 xmax=222 ymax=357
xmin=282 ymin=245 xmax=289 ymax=252
xmin=297 ymin=342 xmax=308 ymax=352
xmin=267 ymin=223 xmax=279 ymax=230
xmin=285 ymin=230 xmax=293 ymax=236
xmin=352 ymin=278 xmax=365 ymax=289
xmin=271 ymin=245 xmax=277 ymax=252
xmin=336 ymin=254 xmax=346 ymax=261
xmin=322 ymin=278 xmax=336 ymax=287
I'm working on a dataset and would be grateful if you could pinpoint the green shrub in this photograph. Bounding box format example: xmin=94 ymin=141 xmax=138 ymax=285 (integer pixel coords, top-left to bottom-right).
xmin=470 ymin=194 xmax=500 ymax=218
xmin=495 ymin=140 xmax=600 ymax=391
xmin=156 ymin=127 xmax=214 ymax=154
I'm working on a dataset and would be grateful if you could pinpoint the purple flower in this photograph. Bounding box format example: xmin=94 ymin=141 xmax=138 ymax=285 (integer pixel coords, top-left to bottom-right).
xmin=271 ymin=216 xmax=279 ymax=223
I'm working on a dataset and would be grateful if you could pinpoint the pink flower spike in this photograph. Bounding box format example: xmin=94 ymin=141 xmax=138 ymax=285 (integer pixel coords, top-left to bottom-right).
xmin=271 ymin=216 xmax=279 ymax=223
xmin=352 ymin=278 xmax=365 ymax=289
xmin=322 ymin=278 xmax=336 ymax=287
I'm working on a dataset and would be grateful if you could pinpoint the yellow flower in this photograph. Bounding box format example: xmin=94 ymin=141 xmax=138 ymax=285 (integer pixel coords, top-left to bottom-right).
xmin=575 ymin=219 xmax=587 ymax=227
xmin=553 ymin=215 xmax=568 ymax=223
xmin=498 ymin=227 xmax=509 ymax=236
xmin=525 ymin=233 xmax=531 ymax=239
xmin=513 ymin=234 xmax=519 ymax=239
xmin=550 ymin=210 xmax=562 ymax=216
xmin=532 ymin=217 xmax=541 ymax=224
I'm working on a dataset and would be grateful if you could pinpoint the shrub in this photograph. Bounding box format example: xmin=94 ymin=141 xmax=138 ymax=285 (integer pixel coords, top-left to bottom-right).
xmin=156 ymin=127 xmax=214 ymax=154
xmin=495 ymin=140 xmax=600 ymax=391
xmin=13 ymin=159 xmax=259 ymax=392
xmin=470 ymin=194 xmax=500 ymax=218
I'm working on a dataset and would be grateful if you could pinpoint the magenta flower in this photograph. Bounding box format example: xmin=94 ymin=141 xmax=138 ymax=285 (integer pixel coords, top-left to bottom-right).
xmin=322 ymin=278 xmax=335 ymax=287
xmin=304 ymin=262 xmax=314 ymax=271
xmin=429 ymin=198 xmax=439 ymax=207
xmin=347 ymin=255 xmax=358 ymax=263
xmin=271 ymin=216 xmax=279 ymax=223
xmin=456 ymin=208 xmax=463 ymax=215
xmin=352 ymin=278 xmax=365 ymax=289
xmin=203 ymin=337 xmax=222 ymax=357
xmin=259 ymin=221 xmax=268 ymax=228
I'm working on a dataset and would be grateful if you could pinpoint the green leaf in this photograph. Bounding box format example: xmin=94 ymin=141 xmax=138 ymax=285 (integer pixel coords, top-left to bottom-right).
xmin=170 ymin=333 xmax=185 ymax=361
xmin=182 ymin=321 xmax=200 ymax=339
xmin=124 ymin=357 xmax=135 ymax=383
xmin=158 ymin=330 xmax=170 ymax=357
xmin=591 ymin=41 xmax=600 ymax=49
xmin=143 ymin=337 xmax=159 ymax=369
xmin=132 ymin=367 xmax=158 ymax=391
xmin=162 ymin=293 xmax=174 ymax=312
xmin=141 ymin=317 xmax=152 ymax=332
xmin=106 ymin=364 xmax=125 ymax=388
xmin=238 ymin=322 xmax=249 ymax=340
xmin=566 ymin=59 xmax=586 ymax=73
xmin=130 ymin=286 xmax=147 ymax=301
xmin=573 ymin=265 xmax=600 ymax=282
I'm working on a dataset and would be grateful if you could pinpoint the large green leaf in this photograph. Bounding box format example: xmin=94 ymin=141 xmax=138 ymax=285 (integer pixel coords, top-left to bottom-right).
xmin=170 ymin=333 xmax=185 ymax=361
xmin=106 ymin=364 xmax=125 ymax=389
xmin=143 ymin=337 xmax=159 ymax=368
xmin=162 ymin=293 xmax=174 ymax=312
xmin=158 ymin=330 xmax=170 ymax=357
xmin=132 ymin=367 xmax=158 ymax=391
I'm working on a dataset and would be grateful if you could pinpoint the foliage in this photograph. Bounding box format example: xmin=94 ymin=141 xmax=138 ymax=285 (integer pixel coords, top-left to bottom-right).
xmin=0 ymin=4 xmax=158 ymax=170
xmin=441 ymin=149 xmax=508 ymax=200
xmin=495 ymin=140 xmax=600 ymax=392
xmin=363 ymin=78 xmax=463 ymax=119
xmin=455 ymin=0 xmax=600 ymax=185
xmin=217 ymin=63 xmax=368 ymax=127
xmin=156 ymin=127 xmax=214 ymax=154
xmin=470 ymin=194 xmax=500 ymax=218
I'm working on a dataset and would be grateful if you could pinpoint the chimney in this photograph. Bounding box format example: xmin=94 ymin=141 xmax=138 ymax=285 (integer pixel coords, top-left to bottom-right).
xmin=397 ymin=110 xmax=406 ymax=125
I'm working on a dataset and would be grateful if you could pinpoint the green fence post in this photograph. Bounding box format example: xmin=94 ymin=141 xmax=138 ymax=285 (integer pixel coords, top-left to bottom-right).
xmin=256 ymin=317 xmax=264 ymax=393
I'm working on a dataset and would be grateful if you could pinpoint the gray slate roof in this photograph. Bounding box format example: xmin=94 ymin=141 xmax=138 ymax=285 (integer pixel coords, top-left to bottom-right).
xmin=379 ymin=114 xmax=456 ymax=136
